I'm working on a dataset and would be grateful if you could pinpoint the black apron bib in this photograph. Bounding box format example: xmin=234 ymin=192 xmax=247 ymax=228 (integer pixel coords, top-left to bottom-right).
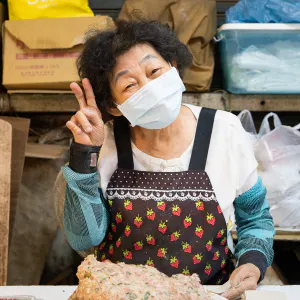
xmin=97 ymin=108 xmax=234 ymax=284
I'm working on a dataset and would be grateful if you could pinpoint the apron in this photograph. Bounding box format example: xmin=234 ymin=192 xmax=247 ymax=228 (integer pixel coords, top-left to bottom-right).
xmin=97 ymin=108 xmax=234 ymax=284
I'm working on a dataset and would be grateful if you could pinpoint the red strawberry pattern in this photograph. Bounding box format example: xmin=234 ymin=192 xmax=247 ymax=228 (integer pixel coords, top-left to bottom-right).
xmin=100 ymin=253 xmax=106 ymax=262
xmin=108 ymin=244 xmax=114 ymax=255
xmin=116 ymin=237 xmax=121 ymax=248
xmin=134 ymin=215 xmax=143 ymax=228
xmin=196 ymin=200 xmax=204 ymax=211
xmin=213 ymin=251 xmax=220 ymax=260
xmin=99 ymin=241 xmax=106 ymax=251
xmin=124 ymin=200 xmax=132 ymax=211
xmin=183 ymin=215 xmax=192 ymax=228
xmin=206 ymin=240 xmax=213 ymax=251
xmin=216 ymin=229 xmax=224 ymax=239
xmin=193 ymin=253 xmax=203 ymax=264
xmin=123 ymin=250 xmax=133 ymax=260
xmin=182 ymin=242 xmax=192 ymax=253
xmin=157 ymin=201 xmax=166 ymax=211
xmin=147 ymin=208 xmax=156 ymax=221
xmin=221 ymin=259 xmax=226 ymax=269
xmin=217 ymin=205 xmax=222 ymax=214
xmin=195 ymin=225 xmax=204 ymax=238
xmin=97 ymin=193 xmax=231 ymax=285
xmin=204 ymin=263 xmax=212 ymax=275
xmin=221 ymin=237 xmax=227 ymax=246
xmin=146 ymin=258 xmax=154 ymax=267
xmin=115 ymin=212 xmax=122 ymax=224
xmin=111 ymin=223 xmax=117 ymax=233
xmin=206 ymin=213 xmax=216 ymax=226
xmin=170 ymin=256 xmax=179 ymax=268
xmin=182 ymin=267 xmax=190 ymax=276
xmin=170 ymin=231 xmax=181 ymax=242
xmin=172 ymin=205 xmax=181 ymax=216
xmin=157 ymin=248 xmax=167 ymax=258
xmin=225 ymin=246 xmax=229 ymax=255
xmin=158 ymin=221 xmax=167 ymax=234
xmin=124 ymin=225 xmax=131 ymax=237
xmin=146 ymin=234 xmax=156 ymax=245
xmin=134 ymin=241 xmax=143 ymax=251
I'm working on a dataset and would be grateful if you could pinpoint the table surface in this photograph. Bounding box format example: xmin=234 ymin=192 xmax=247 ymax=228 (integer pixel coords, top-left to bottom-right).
xmin=0 ymin=286 xmax=299 ymax=300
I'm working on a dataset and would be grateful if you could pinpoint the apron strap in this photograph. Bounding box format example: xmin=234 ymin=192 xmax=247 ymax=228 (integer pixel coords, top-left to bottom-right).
xmin=189 ymin=108 xmax=217 ymax=171
xmin=114 ymin=116 xmax=134 ymax=169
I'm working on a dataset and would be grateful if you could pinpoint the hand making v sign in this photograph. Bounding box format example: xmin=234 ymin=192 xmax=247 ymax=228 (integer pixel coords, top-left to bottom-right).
xmin=67 ymin=78 xmax=104 ymax=146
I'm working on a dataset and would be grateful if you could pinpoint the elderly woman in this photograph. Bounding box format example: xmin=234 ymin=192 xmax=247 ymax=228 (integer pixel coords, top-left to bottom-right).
xmin=62 ymin=20 xmax=274 ymax=298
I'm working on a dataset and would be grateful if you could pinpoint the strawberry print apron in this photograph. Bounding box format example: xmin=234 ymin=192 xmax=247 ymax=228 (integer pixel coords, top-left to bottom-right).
xmin=97 ymin=108 xmax=234 ymax=284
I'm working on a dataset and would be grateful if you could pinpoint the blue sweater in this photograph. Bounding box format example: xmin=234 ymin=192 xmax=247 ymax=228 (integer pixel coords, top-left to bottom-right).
xmin=62 ymin=166 xmax=275 ymax=279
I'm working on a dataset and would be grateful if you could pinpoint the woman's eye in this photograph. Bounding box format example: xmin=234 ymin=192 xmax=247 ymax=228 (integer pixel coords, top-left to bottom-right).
xmin=151 ymin=68 xmax=161 ymax=75
xmin=125 ymin=83 xmax=135 ymax=90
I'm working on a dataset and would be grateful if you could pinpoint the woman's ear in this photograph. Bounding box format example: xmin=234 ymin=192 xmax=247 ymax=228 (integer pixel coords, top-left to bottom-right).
xmin=170 ymin=60 xmax=178 ymax=69
xmin=107 ymin=105 xmax=123 ymax=117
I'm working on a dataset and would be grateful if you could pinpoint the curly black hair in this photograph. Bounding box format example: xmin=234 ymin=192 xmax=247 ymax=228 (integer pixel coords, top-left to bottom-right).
xmin=77 ymin=20 xmax=193 ymax=117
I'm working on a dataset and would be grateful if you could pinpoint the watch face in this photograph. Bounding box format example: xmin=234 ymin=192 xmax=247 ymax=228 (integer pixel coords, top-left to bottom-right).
xmin=90 ymin=152 xmax=98 ymax=167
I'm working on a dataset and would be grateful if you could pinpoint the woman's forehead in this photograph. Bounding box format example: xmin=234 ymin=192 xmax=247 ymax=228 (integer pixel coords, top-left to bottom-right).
xmin=114 ymin=44 xmax=165 ymax=71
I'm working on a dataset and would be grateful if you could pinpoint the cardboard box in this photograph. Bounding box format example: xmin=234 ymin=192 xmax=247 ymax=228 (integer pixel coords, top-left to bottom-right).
xmin=3 ymin=16 xmax=114 ymax=92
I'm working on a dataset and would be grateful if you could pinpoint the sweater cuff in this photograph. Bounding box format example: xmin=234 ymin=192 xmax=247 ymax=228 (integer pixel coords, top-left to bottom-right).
xmin=69 ymin=141 xmax=101 ymax=174
xmin=238 ymin=250 xmax=268 ymax=283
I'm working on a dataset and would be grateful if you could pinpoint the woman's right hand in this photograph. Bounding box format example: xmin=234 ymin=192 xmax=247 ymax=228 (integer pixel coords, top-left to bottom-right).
xmin=67 ymin=78 xmax=104 ymax=146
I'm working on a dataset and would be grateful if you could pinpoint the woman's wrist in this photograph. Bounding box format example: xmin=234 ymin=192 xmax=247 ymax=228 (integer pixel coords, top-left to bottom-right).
xmin=69 ymin=141 xmax=102 ymax=174
xmin=237 ymin=250 xmax=268 ymax=282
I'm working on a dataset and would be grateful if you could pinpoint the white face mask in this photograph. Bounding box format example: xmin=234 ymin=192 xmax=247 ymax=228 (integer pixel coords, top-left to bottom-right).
xmin=116 ymin=67 xmax=186 ymax=129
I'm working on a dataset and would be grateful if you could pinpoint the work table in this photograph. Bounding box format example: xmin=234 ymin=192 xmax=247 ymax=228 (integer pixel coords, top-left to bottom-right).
xmin=0 ymin=285 xmax=299 ymax=300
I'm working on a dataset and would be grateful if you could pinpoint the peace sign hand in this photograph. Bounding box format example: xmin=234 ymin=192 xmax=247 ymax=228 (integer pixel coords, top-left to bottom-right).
xmin=67 ymin=78 xmax=104 ymax=146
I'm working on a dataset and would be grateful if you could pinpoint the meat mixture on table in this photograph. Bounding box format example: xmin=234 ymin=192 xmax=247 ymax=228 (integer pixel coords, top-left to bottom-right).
xmin=70 ymin=255 xmax=226 ymax=300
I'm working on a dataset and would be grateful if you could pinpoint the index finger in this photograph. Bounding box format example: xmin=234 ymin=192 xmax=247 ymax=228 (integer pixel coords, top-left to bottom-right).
xmin=82 ymin=78 xmax=98 ymax=109
xmin=70 ymin=82 xmax=87 ymax=109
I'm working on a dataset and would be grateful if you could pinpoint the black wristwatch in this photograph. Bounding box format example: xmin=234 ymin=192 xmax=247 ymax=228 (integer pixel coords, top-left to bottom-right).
xmin=69 ymin=141 xmax=102 ymax=174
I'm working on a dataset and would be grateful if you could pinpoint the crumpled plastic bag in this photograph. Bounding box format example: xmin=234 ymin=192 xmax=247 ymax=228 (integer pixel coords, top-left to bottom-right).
xmin=226 ymin=0 xmax=300 ymax=23
xmin=229 ymin=42 xmax=300 ymax=93
xmin=238 ymin=111 xmax=300 ymax=228
xmin=237 ymin=110 xmax=258 ymax=145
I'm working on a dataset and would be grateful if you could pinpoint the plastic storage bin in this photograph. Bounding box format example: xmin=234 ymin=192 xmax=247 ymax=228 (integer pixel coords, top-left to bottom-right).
xmin=217 ymin=24 xmax=300 ymax=94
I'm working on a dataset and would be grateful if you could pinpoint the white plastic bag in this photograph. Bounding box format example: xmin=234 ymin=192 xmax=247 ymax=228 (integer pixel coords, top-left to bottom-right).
xmin=238 ymin=110 xmax=257 ymax=135
xmin=255 ymin=113 xmax=300 ymax=227
xmin=258 ymin=112 xmax=282 ymax=137
xmin=237 ymin=110 xmax=258 ymax=144
xmin=238 ymin=111 xmax=300 ymax=227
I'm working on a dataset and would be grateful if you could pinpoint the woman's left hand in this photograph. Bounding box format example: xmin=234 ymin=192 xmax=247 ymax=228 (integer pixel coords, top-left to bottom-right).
xmin=222 ymin=263 xmax=261 ymax=299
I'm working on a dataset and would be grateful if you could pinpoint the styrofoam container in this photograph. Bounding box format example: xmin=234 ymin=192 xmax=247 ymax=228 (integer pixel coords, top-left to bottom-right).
xmin=216 ymin=24 xmax=300 ymax=94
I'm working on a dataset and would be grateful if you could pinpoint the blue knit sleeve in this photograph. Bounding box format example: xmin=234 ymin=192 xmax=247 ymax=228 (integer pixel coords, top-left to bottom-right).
xmin=62 ymin=166 xmax=109 ymax=251
xmin=234 ymin=177 xmax=275 ymax=279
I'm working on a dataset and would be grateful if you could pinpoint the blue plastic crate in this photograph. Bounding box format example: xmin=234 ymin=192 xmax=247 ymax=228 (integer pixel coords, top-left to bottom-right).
xmin=217 ymin=24 xmax=300 ymax=94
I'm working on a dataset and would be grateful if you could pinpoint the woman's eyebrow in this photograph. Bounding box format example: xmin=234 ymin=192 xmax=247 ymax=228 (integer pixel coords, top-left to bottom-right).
xmin=139 ymin=54 xmax=158 ymax=65
xmin=114 ymin=70 xmax=128 ymax=84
